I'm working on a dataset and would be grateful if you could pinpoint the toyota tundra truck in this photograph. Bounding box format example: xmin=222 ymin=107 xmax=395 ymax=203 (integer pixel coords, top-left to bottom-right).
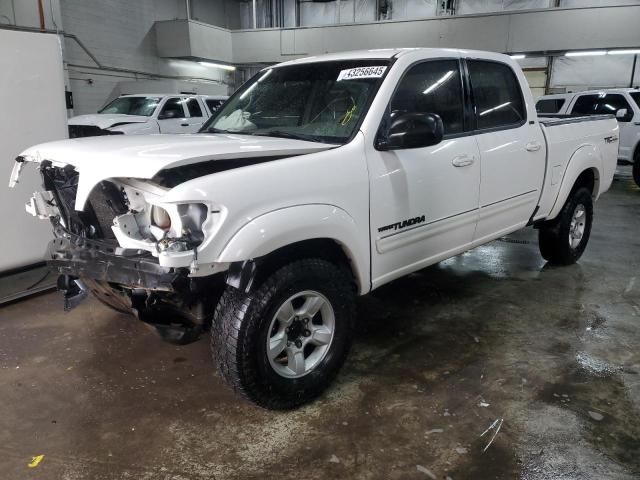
xmin=9 ymin=49 xmax=619 ymax=409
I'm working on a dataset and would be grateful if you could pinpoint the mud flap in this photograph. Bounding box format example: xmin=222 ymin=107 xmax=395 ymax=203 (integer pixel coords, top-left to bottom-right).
xmin=57 ymin=275 xmax=89 ymax=311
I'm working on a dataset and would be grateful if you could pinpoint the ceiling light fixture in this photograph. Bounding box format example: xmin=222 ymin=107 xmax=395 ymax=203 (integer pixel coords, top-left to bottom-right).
xmin=510 ymin=54 xmax=526 ymax=60
xmin=565 ymin=50 xmax=607 ymax=57
xmin=198 ymin=61 xmax=236 ymax=71
xmin=607 ymin=49 xmax=640 ymax=55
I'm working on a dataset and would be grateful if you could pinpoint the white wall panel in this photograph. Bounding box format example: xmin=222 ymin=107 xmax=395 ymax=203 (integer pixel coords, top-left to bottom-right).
xmin=551 ymin=55 xmax=636 ymax=91
xmin=0 ymin=30 xmax=68 ymax=271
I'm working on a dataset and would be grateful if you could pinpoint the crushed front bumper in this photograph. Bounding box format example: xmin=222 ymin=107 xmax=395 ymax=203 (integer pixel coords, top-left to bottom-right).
xmin=47 ymin=228 xmax=188 ymax=292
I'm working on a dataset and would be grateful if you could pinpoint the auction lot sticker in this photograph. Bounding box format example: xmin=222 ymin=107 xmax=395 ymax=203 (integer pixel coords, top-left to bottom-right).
xmin=337 ymin=66 xmax=387 ymax=81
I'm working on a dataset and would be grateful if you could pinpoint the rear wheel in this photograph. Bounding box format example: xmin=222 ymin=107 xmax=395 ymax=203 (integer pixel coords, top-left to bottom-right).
xmin=633 ymin=158 xmax=640 ymax=188
xmin=211 ymin=258 xmax=356 ymax=409
xmin=538 ymin=187 xmax=593 ymax=265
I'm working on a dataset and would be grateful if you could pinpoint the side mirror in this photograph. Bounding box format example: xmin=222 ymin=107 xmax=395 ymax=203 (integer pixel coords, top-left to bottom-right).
xmin=159 ymin=110 xmax=180 ymax=120
xmin=376 ymin=113 xmax=444 ymax=151
xmin=616 ymin=108 xmax=628 ymax=120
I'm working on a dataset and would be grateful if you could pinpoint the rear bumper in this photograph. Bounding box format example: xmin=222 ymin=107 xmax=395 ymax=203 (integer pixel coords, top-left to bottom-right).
xmin=47 ymin=228 xmax=187 ymax=292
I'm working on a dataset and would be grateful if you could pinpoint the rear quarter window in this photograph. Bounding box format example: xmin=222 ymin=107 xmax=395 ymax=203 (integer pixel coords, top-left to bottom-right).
xmin=536 ymin=98 xmax=566 ymax=114
xmin=571 ymin=93 xmax=633 ymax=121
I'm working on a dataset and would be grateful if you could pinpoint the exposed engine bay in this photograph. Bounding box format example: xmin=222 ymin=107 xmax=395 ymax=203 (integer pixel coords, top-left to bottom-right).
xmin=31 ymin=161 xmax=226 ymax=343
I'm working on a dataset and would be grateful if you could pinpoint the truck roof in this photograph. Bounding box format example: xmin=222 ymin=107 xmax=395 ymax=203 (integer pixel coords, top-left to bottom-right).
xmin=120 ymin=93 xmax=228 ymax=99
xmin=539 ymin=88 xmax=640 ymax=100
xmin=274 ymin=48 xmax=513 ymax=68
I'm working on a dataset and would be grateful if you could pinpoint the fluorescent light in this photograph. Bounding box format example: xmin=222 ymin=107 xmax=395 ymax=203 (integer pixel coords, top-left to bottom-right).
xmin=423 ymin=70 xmax=454 ymax=94
xmin=565 ymin=50 xmax=607 ymax=57
xmin=198 ymin=61 xmax=236 ymax=71
xmin=608 ymin=49 xmax=640 ymax=55
xmin=480 ymin=102 xmax=511 ymax=117
xmin=510 ymin=54 xmax=526 ymax=60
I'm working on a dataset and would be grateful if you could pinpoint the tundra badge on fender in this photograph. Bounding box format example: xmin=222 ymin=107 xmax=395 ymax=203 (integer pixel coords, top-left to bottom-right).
xmin=378 ymin=215 xmax=426 ymax=234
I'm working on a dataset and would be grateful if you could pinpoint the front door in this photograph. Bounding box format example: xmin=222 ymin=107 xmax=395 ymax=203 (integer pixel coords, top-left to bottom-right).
xmin=157 ymin=97 xmax=189 ymax=134
xmin=467 ymin=59 xmax=546 ymax=244
xmin=366 ymin=59 xmax=481 ymax=288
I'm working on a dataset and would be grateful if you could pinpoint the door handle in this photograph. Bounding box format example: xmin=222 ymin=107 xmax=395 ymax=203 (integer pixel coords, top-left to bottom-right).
xmin=181 ymin=122 xmax=189 ymax=127
xmin=451 ymin=155 xmax=475 ymax=167
xmin=526 ymin=142 xmax=542 ymax=152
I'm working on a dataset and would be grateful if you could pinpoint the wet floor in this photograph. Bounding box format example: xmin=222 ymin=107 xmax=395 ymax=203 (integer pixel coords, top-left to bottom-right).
xmin=1 ymin=167 xmax=639 ymax=479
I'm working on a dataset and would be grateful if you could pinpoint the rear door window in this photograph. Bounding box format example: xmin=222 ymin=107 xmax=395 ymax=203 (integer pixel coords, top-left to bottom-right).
xmin=468 ymin=60 xmax=526 ymax=130
xmin=571 ymin=93 xmax=633 ymax=121
xmin=186 ymin=98 xmax=203 ymax=117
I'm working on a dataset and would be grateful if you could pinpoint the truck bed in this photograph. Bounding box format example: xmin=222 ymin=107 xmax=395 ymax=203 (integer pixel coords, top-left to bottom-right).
xmin=534 ymin=114 xmax=619 ymax=222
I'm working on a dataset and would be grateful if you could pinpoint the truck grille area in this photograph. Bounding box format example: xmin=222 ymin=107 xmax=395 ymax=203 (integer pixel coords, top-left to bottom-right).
xmin=68 ymin=125 xmax=124 ymax=138
xmin=41 ymin=163 xmax=128 ymax=240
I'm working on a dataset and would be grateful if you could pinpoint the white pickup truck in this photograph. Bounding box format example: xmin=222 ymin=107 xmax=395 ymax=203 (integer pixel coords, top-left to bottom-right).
xmin=68 ymin=94 xmax=228 ymax=137
xmin=10 ymin=48 xmax=618 ymax=409
xmin=537 ymin=88 xmax=640 ymax=186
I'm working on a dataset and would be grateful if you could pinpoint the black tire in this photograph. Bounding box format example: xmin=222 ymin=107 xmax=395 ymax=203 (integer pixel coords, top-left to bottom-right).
xmin=538 ymin=187 xmax=593 ymax=265
xmin=211 ymin=258 xmax=356 ymax=410
xmin=633 ymin=159 xmax=640 ymax=188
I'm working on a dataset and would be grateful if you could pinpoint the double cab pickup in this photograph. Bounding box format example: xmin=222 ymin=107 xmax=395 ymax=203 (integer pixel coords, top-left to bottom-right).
xmin=10 ymin=48 xmax=618 ymax=409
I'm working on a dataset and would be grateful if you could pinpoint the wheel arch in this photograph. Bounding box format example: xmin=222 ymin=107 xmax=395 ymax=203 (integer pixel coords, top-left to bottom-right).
xmin=547 ymin=145 xmax=602 ymax=220
xmin=217 ymin=204 xmax=370 ymax=295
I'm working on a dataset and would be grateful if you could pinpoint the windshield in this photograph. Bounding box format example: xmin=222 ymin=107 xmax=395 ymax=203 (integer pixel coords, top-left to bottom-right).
xmin=630 ymin=92 xmax=640 ymax=109
xmin=200 ymin=60 xmax=391 ymax=144
xmin=99 ymin=96 xmax=161 ymax=116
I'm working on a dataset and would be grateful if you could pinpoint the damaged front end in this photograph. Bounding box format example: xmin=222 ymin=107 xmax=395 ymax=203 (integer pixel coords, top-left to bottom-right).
xmin=14 ymin=158 xmax=225 ymax=343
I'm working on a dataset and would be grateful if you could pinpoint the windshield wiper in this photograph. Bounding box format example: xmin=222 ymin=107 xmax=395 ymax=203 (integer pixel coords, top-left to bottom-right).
xmin=201 ymin=127 xmax=255 ymax=135
xmin=255 ymin=130 xmax=329 ymax=143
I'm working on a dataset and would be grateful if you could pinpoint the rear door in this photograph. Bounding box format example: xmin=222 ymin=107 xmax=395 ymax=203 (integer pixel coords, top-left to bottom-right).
xmin=367 ymin=58 xmax=481 ymax=287
xmin=183 ymin=97 xmax=206 ymax=132
xmin=157 ymin=97 xmax=189 ymax=133
xmin=467 ymin=59 xmax=546 ymax=244
xmin=570 ymin=92 xmax=635 ymax=161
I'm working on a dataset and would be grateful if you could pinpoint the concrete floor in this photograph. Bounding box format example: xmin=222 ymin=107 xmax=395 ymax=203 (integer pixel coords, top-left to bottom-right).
xmin=1 ymin=167 xmax=639 ymax=480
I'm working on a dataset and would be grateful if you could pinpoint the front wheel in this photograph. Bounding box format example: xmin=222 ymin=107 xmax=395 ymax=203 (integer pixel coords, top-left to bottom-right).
xmin=211 ymin=258 xmax=356 ymax=409
xmin=538 ymin=187 xmax=593 ymax=265
xmin=633 ymin=160 xmax=640 ymax=188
